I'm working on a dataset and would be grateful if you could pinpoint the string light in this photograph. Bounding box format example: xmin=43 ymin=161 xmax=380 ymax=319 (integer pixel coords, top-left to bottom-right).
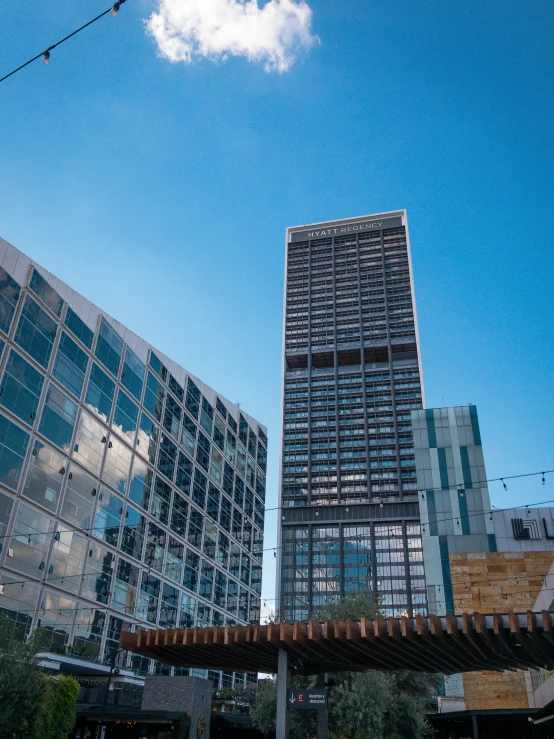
xmin=543 ymin=473 xmax=546 ymax=486
xmin=0 ymin=0 xmax=129 ymax=85
xmin=501 ymin=479 xmax=508 ymax=491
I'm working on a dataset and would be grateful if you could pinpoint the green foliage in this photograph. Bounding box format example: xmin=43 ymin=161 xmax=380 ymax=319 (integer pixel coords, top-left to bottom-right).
xmin=0 ymin=615 xmax=80 ymax=739
xmin=0 ymin=614 xmax=46 ymax=739
xmin=35 ymin=674 xmax=80 ymax=739
xmin=250 ymin=679 xmax=277 ymax=734
xmin=251 ymin=678 xmax=317 ymax=739
xmin=313 ymin=592 xmax=381 ymax=622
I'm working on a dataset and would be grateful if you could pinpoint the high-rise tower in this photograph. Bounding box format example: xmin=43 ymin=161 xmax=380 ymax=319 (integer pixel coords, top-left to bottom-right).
xmin=278 ymin=211 xmax=427 ymax=621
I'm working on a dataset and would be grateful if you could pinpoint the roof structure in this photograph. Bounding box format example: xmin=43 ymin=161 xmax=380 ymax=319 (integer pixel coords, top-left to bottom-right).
xmin=120 ymin=611 xmax=554 ymax=676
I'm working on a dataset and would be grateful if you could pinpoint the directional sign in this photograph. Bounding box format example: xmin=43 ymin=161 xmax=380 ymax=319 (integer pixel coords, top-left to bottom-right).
xmin=287 ymin=688 xmax=328 ymax=710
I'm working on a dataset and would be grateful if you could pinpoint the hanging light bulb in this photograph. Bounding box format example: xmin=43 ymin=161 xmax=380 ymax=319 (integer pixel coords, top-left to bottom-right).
xmin=110 ymin=2 xmax=121 ymax=16
xmin=501 ymin=479 xmax=508 ymax=491
xmin=542 ymin=473 xmax=546 ymax=486
xmin=42 ymin=50 xmax=50 ymax=65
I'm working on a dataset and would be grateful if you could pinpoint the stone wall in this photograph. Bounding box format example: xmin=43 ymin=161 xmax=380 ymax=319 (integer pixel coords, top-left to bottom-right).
xmin=142 ymin=676 xmax=212 ymax=739
xmin=450 ymin=551 xmax=554 ymax=710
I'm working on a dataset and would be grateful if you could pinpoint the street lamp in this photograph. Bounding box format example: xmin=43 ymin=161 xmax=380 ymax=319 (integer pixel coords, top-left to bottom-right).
xmin=96 ymin=648 xmax=124 ymax=739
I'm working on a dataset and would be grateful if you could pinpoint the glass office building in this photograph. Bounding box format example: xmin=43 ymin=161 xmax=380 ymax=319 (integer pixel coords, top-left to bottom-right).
xmin=278 ymin=211 xmax=427 ymax=621
xmin=0 ymin=237 xmax=266 ymax=689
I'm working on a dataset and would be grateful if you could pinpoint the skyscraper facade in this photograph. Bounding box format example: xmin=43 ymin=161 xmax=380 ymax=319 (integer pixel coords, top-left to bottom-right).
xmin=278 ymin=211 xmax=427 ymax=622
xmin=0 ymin=237 xmax=266 ymax=690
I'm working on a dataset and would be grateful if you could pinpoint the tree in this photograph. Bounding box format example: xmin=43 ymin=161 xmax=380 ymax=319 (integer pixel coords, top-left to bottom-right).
xmin=35 ymin=674 xmax=80 ymax=739
xmin=0 ymin=614 xmax=46 ymax=739
xmin=316 ymin=595 xmax=439 ymax=739
xmin=250 ymin=595 xmax=439 ymax=739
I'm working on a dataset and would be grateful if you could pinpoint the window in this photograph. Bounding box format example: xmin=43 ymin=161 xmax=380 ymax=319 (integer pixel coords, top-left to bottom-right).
xmin=128 ymin=457 xmax=152 ymax=509
xmin=85 ymin=363 xmax=115 ymax=421
xmin=145 ymin=522 xmax=166 ymax=573
xmin=14 ymin=295 xmax=56 ymax=368
xmin=175 ymin=452 xmax=192 ymax=495
xmin=82 ymin=542 xmax=114 ymax=605
xmin=121 ymin=346 xmax=145 ymax=401
xmin=102 ymin=435 xmax=131 ymax=493
xmin=60 ymin=464 xmax=96 ymax=530
xmin=200 ymin=398 xmax=213 ymax=435
xmin=94 ymin=487 xmax=123 ymax=546
xmin=160 ymin=583 xmax=179 ymax=628
xmin=137 ymin=412 xmax=158 ymax=463
xmin=180 ymin=592 xmax=197 ymax=627
xmin=0 ymin=266 xmax=20 ymax=334
xmin=0 ymin=412 xmax=30 ymax=489
xmin=248 ymin=428 xmax=257 ymax=458
xmin=183 ymin=550 xmax=199 ymax=593
xmin=64 ymin=307 xmax=93 ymax=349
xmin=29 ymin=268 xmax=63 ymax=316
xmin=171 ymin=492 xmax=188 ymax=537
xmin=95 ymin=318 xmax=123 ymax=376
xmin=151 ymin=476 xmax=172 ymax=525
xmin=188 ymin=509 xmax=203 ymax=549
xmin=113 ymin=558 xmax=139 ymax=615
xmin=185 ymin=379 xmax=200 ymax=419
xmin=192 ymin=469 xmax=207 ymax=509
xmin=72 ymin=410 xmax=104 ymax=475
xmin=225 ymin=430 xmax=236 ymax=464
xmin=200 ymin=561 xmax=214 ymax=600
xmin=121 ymin=505 xmax=145 ymax=560
xmin=168 ymin=374 xmax=184 ymax=403
xmin=164 ymin=393 xmax=181 ymax=440
xmin=143 ymin=371 xmax=164 ymax=422
xmin=48 ymin=528 xmax=86 ymax=595
xmin=238 ymin=415 xmax=249 ymax=445
xmin=113 ymin=389 xmax=139 ymax=442
xmin=157 ymin=434 xmax=177 ymax=481
xmin=207 ymin=483 xmax=220 ymax=520
xmin=23 ymin=441 xmax=64 ymax=512
xmin=52 ymin=331 xmax=88 ymax=398
xmin=10 ymin=502 xmax=53 ymax=576
xmin=0 ymin=349 xmax=44 ymax=424
xmin=196 ymin=431 xmax=210 ymax=471
xmin=39 ymin=383 xmax=78 ymax=452
xmin=210 ymin=448 xmax=223 ymax=485
xmin=181 ymin=414 xmax=196 ymax=455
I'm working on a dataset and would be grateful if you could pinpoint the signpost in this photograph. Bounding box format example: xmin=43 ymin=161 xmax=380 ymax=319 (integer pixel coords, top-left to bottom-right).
xmin=287 ymin=688 xmax=328 ymax=710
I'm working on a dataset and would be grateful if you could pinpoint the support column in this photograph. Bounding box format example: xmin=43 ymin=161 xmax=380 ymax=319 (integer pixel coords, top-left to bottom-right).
xmin=471 ymin=713 xmax=479 ymax=739
xmin=316 ymin=673 xmax=329 ymax=739
xmin=276 ymin=649 xmax=291 ymax=739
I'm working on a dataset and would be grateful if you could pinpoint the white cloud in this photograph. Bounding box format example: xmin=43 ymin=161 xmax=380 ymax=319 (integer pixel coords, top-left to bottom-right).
xmin=146 ymin=0 xmax=317 ymax=73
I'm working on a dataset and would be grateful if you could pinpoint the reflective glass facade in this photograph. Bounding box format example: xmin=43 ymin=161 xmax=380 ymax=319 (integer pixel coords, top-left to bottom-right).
xmin=0 ymin=238 xmax=266 ymax=688
xmin=278 ymin=212 xmax=426 ymax=621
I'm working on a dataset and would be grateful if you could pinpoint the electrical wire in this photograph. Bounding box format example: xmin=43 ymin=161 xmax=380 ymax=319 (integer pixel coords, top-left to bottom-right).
xmin=0 ymin=466 xmax=551 ymax=544
xmin=0 ymin=0 xmax=127 ymax=85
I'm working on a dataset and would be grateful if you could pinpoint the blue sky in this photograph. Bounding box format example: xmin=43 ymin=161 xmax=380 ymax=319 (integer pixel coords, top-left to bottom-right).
xmin=1 ymin=0 xmax=553 ymax=607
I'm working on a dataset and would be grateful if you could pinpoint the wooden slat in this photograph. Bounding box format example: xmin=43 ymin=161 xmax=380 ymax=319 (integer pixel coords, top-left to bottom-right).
xmin=119 ymin=613 xmax=554 ymax=676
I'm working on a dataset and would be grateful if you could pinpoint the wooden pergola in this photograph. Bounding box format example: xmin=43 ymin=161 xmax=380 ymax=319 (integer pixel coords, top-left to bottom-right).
xmin=120 ymin=610 xmax=554 ymax=676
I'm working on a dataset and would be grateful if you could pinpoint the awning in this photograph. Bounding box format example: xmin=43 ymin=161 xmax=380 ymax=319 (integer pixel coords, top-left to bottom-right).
xmin=120 ymin=611 xmax=554 ymax=676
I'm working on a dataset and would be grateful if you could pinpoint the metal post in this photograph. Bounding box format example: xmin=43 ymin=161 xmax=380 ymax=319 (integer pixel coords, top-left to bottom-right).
xmin=471 ymin=713 xmax=479 ymax=739
xmin=316 ymin=673 xmax=328 ymax=739
xmin=276 ymin=648 xmax=291 ymax=739
xmin=96 ymin=648 xmax=121 ymax=739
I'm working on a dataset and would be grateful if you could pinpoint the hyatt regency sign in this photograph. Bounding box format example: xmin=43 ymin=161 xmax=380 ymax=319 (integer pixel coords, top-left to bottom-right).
xmin=289 ymin=216 xmax=403 ymax=243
